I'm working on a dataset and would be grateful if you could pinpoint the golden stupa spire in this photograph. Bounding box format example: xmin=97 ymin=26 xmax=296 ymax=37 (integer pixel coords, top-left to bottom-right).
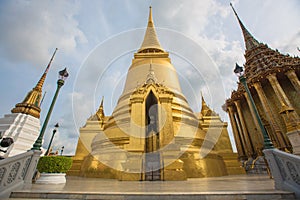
xmin=11 ymin=48 xmax=58 ymax=119
xmin=200 ymin=92 xmax=217 ymax=116
xmin=230 ymin=3 xmax=260 ymax=51
xmin=35 ymin=48 xmax=58 ymax=91
xmin=201 ymin=92 xmax=210 ymax=114
xmin=138 ymin=6 xmax=164 ymax=53
xmin=96 ymin=96 xmax=105 ymax=121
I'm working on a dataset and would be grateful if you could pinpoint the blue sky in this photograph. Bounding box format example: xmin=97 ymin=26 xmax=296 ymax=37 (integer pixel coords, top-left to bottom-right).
xmin=0 ymin=0 xmax=299 ymax=155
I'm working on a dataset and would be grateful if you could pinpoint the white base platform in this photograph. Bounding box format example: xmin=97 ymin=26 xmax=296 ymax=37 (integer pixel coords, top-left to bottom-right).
xmin=35 ymin=173 xmax=66 ymax=184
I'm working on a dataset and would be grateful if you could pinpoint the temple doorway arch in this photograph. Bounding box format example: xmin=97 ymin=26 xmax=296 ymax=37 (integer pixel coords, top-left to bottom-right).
xmin=145 ymin=91 xmax=161 ymax=181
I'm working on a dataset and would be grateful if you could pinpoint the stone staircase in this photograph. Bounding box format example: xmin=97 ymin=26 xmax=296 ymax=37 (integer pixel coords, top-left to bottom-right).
xmin=8 ymin=191 xmax=296 ymax=200
xmin=7 ymin=175 xmax=297 ymax=200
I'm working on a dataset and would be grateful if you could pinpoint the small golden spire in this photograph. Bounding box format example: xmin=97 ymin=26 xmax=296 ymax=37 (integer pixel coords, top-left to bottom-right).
xmin=100 ymin=96 xmax=104 ymax=107
xmin=201 ymin=92 xmax=209 ymax=110
xmin=148 ymin=6 xmax=153 ymax=27
xmin=230 ymin=3 xmax=260 ymax=51
xmin=146 ymin=61 xmax=158 ymax=84
xmin=35 ymin=48 xmax=58 ymax=91
xmin=138 ymin=6 xmax=164 ymax=53
xmin=201 ymin=93 xmax=213 ymax=116
xmin=11 ymin=48 xmax=58 ymax=118
xmin=279 ymin=102 xmax=294 ymax=114
xmin=96 ymin=96 xmax=105 ymax=121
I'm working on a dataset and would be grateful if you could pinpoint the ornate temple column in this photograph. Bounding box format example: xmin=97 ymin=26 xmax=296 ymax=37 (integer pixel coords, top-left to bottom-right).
xmin=234 ymin=112 xmax=247 ymax=155
xmin=242 ymin=91 xmax=264 ymax=148
xmin=253 ymin=82 xmax=289 ymax=149
xmin=234 ymin=100 xmax=254 ymax=156
xmin=267 ymin=73 xmax=299 ymax=119
xmin=244 ymin=89 xmax=263 ymax=142
xmin=228 ymin=105 xmax=245 ymax=159
xmin=285 ymin=70 xmax=300 ymax=94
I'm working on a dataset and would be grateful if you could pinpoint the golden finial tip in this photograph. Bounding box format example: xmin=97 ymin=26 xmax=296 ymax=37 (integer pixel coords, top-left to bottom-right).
xmin=148 ymin=6 xmax=153 ymax=23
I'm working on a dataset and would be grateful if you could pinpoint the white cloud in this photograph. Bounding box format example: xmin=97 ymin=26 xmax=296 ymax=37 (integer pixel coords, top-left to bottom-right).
xmin=0 ymin=0 xmax=87 ymax=68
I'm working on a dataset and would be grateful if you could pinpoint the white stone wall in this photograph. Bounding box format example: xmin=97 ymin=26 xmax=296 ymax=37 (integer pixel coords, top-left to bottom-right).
xmin=0 ymin=113 xmax=40 ymax=157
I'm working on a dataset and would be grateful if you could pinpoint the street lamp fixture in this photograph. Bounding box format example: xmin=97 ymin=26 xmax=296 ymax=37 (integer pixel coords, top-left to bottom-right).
xmin=60 ymin=146 xmax=65 ymax=156
xmin=45 ymin=123 xmax=59 ymax=155
xmin=31 ymin=68 xmax=69 ymax=151
xmin=234 ymin=63 xmax=273 ymax=149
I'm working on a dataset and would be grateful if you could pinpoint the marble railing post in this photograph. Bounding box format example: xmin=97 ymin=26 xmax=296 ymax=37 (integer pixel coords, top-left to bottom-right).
xmin=0 ymin=150 xmax=41 ymax=198
xmin=264 ymin=148 xmax=300 ymax=198
xmin=24 ymin=150 xmax=42 ymax=183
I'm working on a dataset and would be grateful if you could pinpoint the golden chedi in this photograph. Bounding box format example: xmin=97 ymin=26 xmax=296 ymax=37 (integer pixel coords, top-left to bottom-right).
xmin=69 ymin=7 xmax=244 ymax=181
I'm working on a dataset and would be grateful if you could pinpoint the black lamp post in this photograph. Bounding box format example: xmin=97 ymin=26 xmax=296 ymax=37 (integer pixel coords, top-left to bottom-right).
xmin=60 ymin=146 xmax=65 ymax=156
xmin=234 ymin=63 xmax=273 ymax=149
xmin=31 ymin=68 xmax=69 ymax=151
xmin=45 ymin=123 xmax=59 ymax=155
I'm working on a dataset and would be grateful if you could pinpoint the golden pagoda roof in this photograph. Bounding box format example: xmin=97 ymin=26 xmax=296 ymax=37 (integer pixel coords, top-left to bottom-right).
xmin=138 ymin=6 xmax=165 ymax=53
xmin=11 ymin=48 xmax=58 ymax=119
xmin=230 ymin=3 xmax=300 ymax=84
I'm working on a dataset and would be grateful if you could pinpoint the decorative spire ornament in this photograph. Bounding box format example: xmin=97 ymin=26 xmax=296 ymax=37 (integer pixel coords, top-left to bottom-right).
xmin=146 ymin=61 xmax=158 ymax=84
xmin=138 ymin=6 xmax=164 ymax=53
xmin=201 ymin=92 xmax=211 ymax=116
xmin=11 ymin=48 xmax=58 ymax=118
xmin=230 ymin=3 xmax=260 ymax=51
xmin=96 ymin=96 xmax=105 ymax=121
